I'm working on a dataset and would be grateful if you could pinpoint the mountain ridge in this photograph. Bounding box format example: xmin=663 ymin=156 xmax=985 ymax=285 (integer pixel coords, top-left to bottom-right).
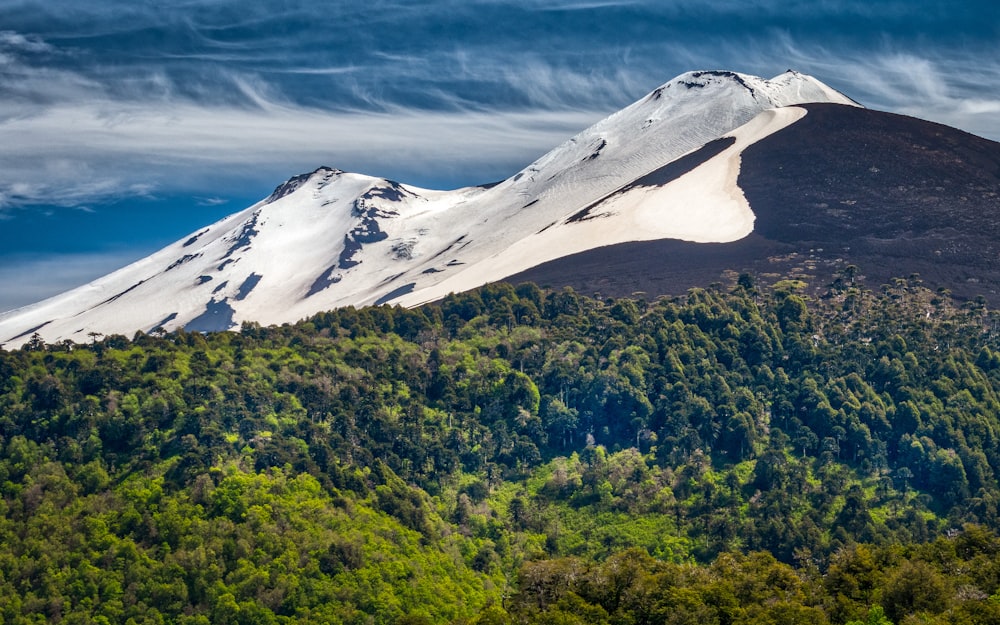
xmin=7 ymin=68 xmax=999 ymax=347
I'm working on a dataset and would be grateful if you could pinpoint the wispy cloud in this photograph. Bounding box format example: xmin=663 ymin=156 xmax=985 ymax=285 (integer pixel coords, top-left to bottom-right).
xmin=0 ymin=30 xmax=52 ymax=53
xmin=754 ymin=34 xmax=1000 ymax=139
xmin=849 ymin=54 xmax=1000 ymax=138
xmin=0 ymin=164 xmax=156 ymax=212
xmin=196 ymin=196 xmax=230 ymax=207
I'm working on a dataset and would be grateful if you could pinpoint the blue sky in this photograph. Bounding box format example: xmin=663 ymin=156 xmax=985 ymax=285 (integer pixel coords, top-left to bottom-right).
xmin=2 ymin=0 xmax=999 ymax=312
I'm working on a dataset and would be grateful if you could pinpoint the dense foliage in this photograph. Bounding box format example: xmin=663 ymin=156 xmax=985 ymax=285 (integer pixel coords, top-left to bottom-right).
xmin=4 ymin=272 xmax=1000 ymax=623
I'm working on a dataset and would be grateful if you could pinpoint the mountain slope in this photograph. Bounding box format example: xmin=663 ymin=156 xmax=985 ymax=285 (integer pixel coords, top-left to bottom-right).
xmin=511 ymin=104 xmax=1000 ymax=302
xmin=0 ymin=70 xmax=859 ymax=347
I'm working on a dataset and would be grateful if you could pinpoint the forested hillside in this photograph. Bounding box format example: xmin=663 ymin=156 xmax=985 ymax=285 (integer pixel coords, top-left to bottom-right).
xmin=4 ymin=271 xmax=1000 ymax=624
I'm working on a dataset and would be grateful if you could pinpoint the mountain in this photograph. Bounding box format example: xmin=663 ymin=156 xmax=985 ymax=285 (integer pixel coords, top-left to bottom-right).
xmin=4 ymin=68 xmax=1000 ymax=347
xmin=513 ymin=103 xmax=1000 ymax=302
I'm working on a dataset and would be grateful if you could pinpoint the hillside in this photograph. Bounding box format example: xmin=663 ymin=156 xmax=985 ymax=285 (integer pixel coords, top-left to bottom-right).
xmin=4 ymin=276 xmax=1000 ymax=622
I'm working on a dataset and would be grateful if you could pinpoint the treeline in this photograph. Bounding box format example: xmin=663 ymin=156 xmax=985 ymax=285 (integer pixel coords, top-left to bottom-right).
xmin=2 ymin=273 xmax=1000 ymax=622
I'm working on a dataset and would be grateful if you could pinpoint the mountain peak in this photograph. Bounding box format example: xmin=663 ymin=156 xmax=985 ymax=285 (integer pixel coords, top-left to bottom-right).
xmin=679 ymin=69 xmax=753 ymax=85
xmin=652 ymin=69 xmax=857 ymax=108
xmin=265 ymin=166 xmax=344 ymax=204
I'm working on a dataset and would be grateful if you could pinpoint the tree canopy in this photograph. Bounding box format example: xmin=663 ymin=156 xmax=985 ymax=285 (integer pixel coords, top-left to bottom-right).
xmin=3 ymin=275 xmax=1000 ymax=623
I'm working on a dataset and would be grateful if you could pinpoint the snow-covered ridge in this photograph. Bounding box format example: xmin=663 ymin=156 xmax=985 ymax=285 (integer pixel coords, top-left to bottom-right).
xmin=0 ymin=70 xmax=860 ymax=347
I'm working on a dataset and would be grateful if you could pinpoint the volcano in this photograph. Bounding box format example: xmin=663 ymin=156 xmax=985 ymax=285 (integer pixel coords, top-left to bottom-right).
xmin=3 ymin=69 xmax=999 ymax=348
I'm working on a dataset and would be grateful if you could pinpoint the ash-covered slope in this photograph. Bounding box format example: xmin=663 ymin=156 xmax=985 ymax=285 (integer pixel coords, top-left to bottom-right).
xmin=512 ymin=104 xmax=1000 ymax=301
xmin=0 ymin=70 xmax=858 ymax=347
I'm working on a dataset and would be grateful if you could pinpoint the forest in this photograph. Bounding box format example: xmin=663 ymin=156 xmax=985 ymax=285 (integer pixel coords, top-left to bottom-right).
xmin=3 ymin=269 xmax=1000 ymax=624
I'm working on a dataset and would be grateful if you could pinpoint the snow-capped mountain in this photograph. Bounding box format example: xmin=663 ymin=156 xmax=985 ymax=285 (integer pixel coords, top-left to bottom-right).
xmin=2 ymin=68 xmax=970 ymax=347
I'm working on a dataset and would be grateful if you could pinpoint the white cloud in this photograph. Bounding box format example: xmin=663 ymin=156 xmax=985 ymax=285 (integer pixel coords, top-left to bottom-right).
xmin=196 ymin=196 xmax=230 ymax=207
xmin=0 ymin=30 xmax=53 ymax=53
xmin=787 ymin=47 xmax=1000 ymax=140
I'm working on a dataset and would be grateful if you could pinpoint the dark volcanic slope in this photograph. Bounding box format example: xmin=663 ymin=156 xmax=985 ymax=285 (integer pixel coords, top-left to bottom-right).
xmin=740 ymin=103 xmax=1000 ymax=300
xmin=743 ymin=103 xmax=1000 ymax=242
xmin=508 ymin=235 xmax=793 ymax=299
xmin=513 ymin=104 xmax=1000 ymax=302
